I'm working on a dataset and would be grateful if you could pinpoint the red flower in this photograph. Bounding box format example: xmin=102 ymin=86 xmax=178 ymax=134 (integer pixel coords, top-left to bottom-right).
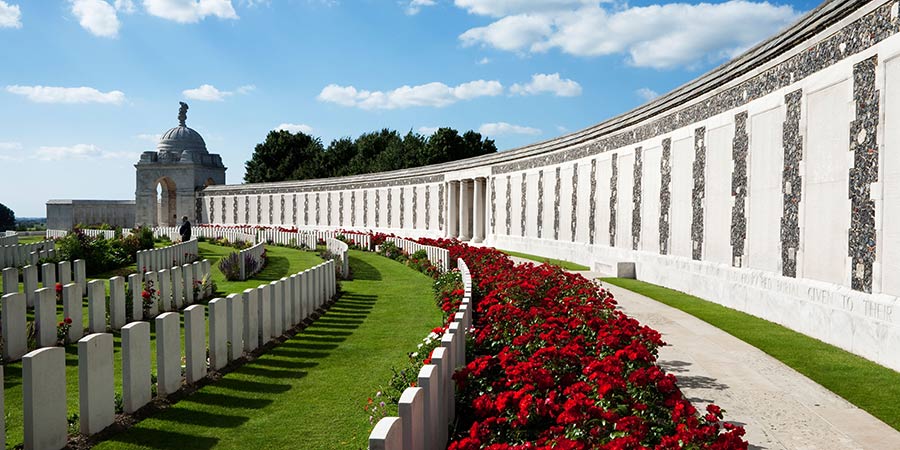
xmin=64 ymin=317 xmax=72 ymax=324
xmin=141 ymin=290 xmax=151 ymax=300
xmin=55 ymin=283 xmax=63 ymax=294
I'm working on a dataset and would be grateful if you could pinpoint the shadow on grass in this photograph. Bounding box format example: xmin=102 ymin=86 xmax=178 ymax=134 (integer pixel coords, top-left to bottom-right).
xmin=349 ymin=255 xmax=382 ymax=280
xmin=182 ymin=391 xmax=274 ymax=409
xmin=105 ymin=429 xmax=219 ymax=450
xmin=215 ymin=378 xmax=292 ymax=394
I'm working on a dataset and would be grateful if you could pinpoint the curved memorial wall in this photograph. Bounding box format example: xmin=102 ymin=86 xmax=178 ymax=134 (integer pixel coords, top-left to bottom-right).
xmin=200 ymin=0 xmax=900 ymax=370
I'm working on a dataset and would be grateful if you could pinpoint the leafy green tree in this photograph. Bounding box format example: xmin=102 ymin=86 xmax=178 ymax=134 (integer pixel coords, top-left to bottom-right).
xmin=244 ymin=130 xmax=324 ymax=183
xmin=0 ymin=203 xmax=15 ymax=232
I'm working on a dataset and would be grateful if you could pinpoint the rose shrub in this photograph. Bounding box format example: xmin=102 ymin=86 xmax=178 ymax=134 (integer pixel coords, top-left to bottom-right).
xmin=416 ymin=237 xmax=747 ymax=450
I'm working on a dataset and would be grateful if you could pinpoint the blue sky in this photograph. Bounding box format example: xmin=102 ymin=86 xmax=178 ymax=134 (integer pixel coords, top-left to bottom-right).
xmin=0 ymin=0 xmax=820 ymax=217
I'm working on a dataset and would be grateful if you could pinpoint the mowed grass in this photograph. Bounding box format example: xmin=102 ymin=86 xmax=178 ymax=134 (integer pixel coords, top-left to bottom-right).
xmin=1 ymin=242 xmax=323 ymax=448
xmin=499 ymin=249 xmax=590 ymax=271
xmin=94 ymin=250 xmax=442 ymax=450
xmin=602 ymin=277 xmax=900 ymax=432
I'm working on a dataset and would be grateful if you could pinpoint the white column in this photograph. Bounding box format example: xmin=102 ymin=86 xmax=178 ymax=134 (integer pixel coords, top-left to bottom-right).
xmin=459 ymin=179 xmax=472 ymax=241
xmin=473 ymin=177 xmax=486 ymax=243
xmin=447 ymin=181 xmax=459 ymax=238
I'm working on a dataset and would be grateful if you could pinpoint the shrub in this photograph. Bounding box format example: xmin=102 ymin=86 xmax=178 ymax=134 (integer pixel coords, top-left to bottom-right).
xmin=218 ymin=252 xmax=242 ymax=281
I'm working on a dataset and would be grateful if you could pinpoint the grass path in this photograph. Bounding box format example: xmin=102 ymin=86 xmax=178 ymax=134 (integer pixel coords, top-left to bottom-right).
xmin=1 ymin=243 xmax=322 ymax=448
xmin=94 ymin=250 xmax=441 ymax=450
xmin=602 ymin=277 xmax=900 ymax=432
xmin=499 ymin=249 xmax=589 ymax=271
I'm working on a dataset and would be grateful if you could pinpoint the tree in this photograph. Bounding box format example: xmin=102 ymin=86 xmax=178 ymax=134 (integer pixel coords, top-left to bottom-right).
xmin=244 ymin=130 xmax=324 ymax=183
xmin=0 ymin=203 xmax=14 ymax=232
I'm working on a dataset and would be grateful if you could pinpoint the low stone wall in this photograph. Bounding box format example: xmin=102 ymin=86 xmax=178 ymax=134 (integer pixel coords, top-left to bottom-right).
xmin=10 ymin=259 xmax=338 ymax=449
xmin=384 ymin=237 xmax=450 ymax=273
xmin=368 ymin=257 xmax=471 ymax=449
xmin=45 ymin=199 xmax=135 ymax=231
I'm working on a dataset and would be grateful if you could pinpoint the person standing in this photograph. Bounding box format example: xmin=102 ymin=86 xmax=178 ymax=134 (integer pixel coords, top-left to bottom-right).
xmin=179 ymin=215 xmax=192 ymax=241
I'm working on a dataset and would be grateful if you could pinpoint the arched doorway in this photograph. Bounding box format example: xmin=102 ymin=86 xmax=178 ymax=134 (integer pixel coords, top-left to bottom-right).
xmin=156 ymin=177 xmax=177 ymax=227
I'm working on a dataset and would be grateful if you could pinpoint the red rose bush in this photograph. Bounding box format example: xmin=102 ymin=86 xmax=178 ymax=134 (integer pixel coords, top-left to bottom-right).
xmin=416 ymin=238 xmax=747 ymax=450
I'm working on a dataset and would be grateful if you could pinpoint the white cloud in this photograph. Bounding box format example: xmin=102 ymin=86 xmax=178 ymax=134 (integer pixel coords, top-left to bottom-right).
xmin=6 ymin=85 xmax=126 ymax=104
xmin=510 ymin=73 xmax=581 ymax=97
xmin=479 ymin=122 xmax=541 ymax=136
xmin=405 ymin=0 xmax=435 ymax=15
xmin=0 ymin=1 xmax=21 ymax=28
xmin=35 ymin=144 xmax=137 ymax=161
xmin=418 ymin=126 xmax=439 ymax=136
xmin=142 ymin=0 xmax=238 ymax=23
xmin=556 ymin=125 xmax=568 ymax=133
xmin=317 ymin=79 xmax=503 ymax=110
xmin=276 ymin=123 xmax=314 ymax=134
xmin=636 ymin=87 xmax=659 ymax=101
xmin=114 ymin=0 xmax=136 ymax=13
xmin=458 ymin=1 xmax=800 ymax=69
xmin=70 ymin=0 xmax=120 ymax=38
xmin=182 ymin=83 xmax=254 ymax=101
xmin=476 ymin=57 xmax=490 ymax=65
xmin=0 ymin=142 xmax=22 ymax=151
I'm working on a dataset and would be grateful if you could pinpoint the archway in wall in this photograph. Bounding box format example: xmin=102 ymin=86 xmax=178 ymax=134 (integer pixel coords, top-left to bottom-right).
xmin=156 ymin=177 xmax=177 ymax=227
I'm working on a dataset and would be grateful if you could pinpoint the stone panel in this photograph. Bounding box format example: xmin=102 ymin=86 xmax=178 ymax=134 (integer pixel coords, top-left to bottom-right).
xmin=849 ymin=56 xmax=879 ymax=292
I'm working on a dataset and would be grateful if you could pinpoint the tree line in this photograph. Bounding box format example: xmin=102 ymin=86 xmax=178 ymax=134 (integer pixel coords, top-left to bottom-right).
xmin=244 ymin=127 xmax=497 ymax=183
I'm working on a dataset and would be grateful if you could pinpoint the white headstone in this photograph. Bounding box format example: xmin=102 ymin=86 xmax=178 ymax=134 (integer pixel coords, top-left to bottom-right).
xmin=2 ymin=293 xmax=26 ymax=361
xmin=184 ymin=305 xmax=206 ymax=383
xmin=144 ymin=271 xmax=159 ymax=318
xmin=417 ymin=364 xmax=439 ymax=450
xmin=280 ymin=277 xmax=291 ymax=331
xmin=122 ymin=321 xmax=151 ymax=413
xmin=23 ymin=264 xmax=37 ymax=308
xmin=242 ymin=288 xmax=259 ymax=353
xmin=158 ymin=269 xmax=171 ymax=312
xmin=209 ymin=298 xmax=228 ymax=371
xmin=431 ymin=346 xmax=449 ymax=444
xmin=183 ymin=263 xmax=194 ymax=305
xmin=58 ymin=260 xmax=72 ymax=286
xmin=226 ymin=293 xmax=243 ymax=361
xmin=41 ymin=262 xmax=56 ymax=290
xmin=399 ymin=387 xmax=425 ymax=450
xmin=439 ymin=334 xmax=456 ymax=423
xmin=78 ymin=333 xmax=115 ymax=435
xmin=24 ymin=347 xmax=67 ymax=450
xmin=258 ymin=285 xmax=271 ymax=347
xmin=88 ymin=279 xmax=107 ymax=333
xmin=270 ymin=281 xmax=283 ymax=337
xmin=74 ymin=259 xmax=87 ymax=296
xmin=63 ymin=282 xmax=83 ymax=343
xmin=109 ymin=276 xmax=126 ymax=330
xmin=34 ymin=288 xmax=57 ymax=348
xmin=300 ymin=270 xmax=309 ymax=321
xmin=290 ymin=274 xmax=301 ymax=326
xmin=369 ymin=417 xmax=403 ymax=450
xmin=172 ymin=265 xmax=183 ymax=309
xmin=128 ymin=273 xmax=142 ymax=322
xmin=156 ymin=312 xmax=182 ymax=396
xmin=2 ymin=267 xmax=17 ymax=295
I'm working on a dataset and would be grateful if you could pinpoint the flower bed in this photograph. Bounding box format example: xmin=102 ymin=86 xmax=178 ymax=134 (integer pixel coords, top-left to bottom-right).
xmin=416 ymin=238 xmax=747 ymax=449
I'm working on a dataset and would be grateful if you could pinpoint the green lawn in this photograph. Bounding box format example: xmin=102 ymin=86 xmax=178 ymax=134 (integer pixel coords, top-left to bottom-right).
xmin=602 ymin=277 xmax=900 ymax=432
xmin=1 ymin=243 xmax=323 ymax=448
xmin=499 ymin=249 xmax=590 ymax=271
xmin=94 ymin=250 xmax=441 ymax=450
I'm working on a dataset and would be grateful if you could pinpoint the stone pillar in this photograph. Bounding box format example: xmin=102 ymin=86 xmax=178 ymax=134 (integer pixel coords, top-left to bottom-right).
xmin=122 ymin=321 xmax=151 ymax=413
xmin=88 ymin=279 xmax=106 ymax=333
xmin=184 ymin=305 xmax=206 ymax=383
xmin=156 ymin=312 xmax=181 ymax=396
xmin=109 ymin=276 xmax=126 ymax=330
xmin=2 ymin=293 xmax=26 ymax=361
xmin=34 ymin=288 xmax=57 ymax=348
xmin=78 ymin=333 xmax=115 ymax=435
xmin=459 ymin=180 xmax=472 ymax=241
xmin=473 ymin=177 xmax=486 ymax=243
xmin=24 ymin=347 xmax=67 ymax=450
xmin=447 ymin=181 xmax=459 ymax=238
xmin=208 ymin=298 xmax=227 ymax=371
xmin=242 ymin=288 xmax=259 ymax=353
xmin=399 ymin=387 xmax=425 ymax=450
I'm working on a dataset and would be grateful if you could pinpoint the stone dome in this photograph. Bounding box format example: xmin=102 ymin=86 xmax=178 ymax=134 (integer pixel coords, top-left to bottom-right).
xmin=157 ymin=125 xmax=208 ymax=154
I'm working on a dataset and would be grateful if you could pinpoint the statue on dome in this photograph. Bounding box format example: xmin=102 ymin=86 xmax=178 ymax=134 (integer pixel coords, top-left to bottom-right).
xmin=178 ymin=102 xmax=188 ymax=127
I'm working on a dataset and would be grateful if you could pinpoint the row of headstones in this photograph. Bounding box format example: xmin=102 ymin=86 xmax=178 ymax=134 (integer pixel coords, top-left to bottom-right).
xmin=325 ymin=238 xmax=350 ymax=278
xmin=189 ymin=227 xmax=257 ymax=245
xmin=136 ymin=238 xmax=199 ymax=272
xmin=0 ymin=240 xmax=55 ymax=269
xmin=385 ymin=238 xmax=450 ymax=273
xmin=0 ymin=234 xmax=17 ymax=246
xmin=45 ymin=229 xmax=68 ymax=239
xmin=239 ymin=242 xmax=267 ymax=280
xmin=368 ymin=257 xmax=473 ymax=450
xmin=0 ymin=260 xmax=212 ymax=362
xmin=258 ymin=228 xmax=317 ymax=250
xmin=16 ymin=258 xmax=338 ymax=450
